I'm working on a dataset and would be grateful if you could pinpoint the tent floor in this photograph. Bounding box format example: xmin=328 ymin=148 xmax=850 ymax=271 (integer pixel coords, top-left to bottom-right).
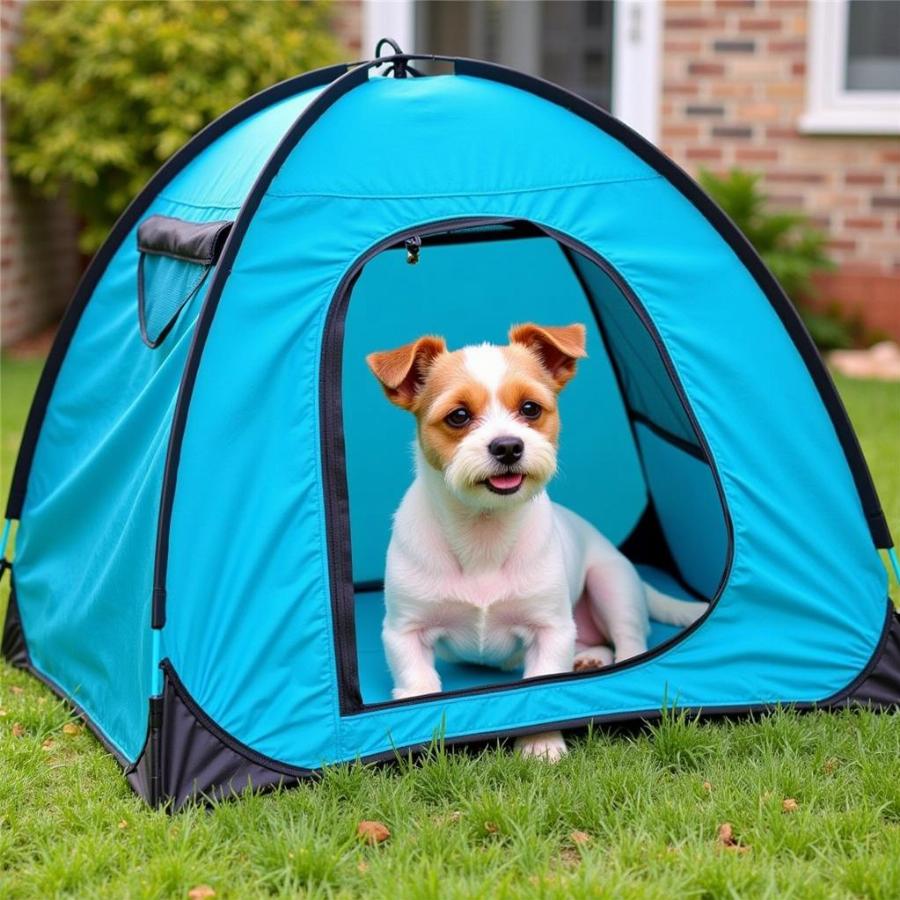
xmin=354 ymin=565 xmax=698 ymax=705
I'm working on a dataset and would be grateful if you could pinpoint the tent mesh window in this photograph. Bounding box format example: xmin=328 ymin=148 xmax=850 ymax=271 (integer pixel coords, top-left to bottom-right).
xmin=337 ymin=221 xmax=729 ymax=706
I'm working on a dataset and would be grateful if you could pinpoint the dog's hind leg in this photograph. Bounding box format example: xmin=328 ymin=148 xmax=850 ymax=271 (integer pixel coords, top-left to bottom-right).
xmin=572 ymin=589 xmax=614 ymax=670
xmin=584 ymin=560 xmax=650 ymax=662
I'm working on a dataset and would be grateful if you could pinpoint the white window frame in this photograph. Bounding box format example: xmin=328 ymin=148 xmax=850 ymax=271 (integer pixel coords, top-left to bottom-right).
xmin=612 ymin=0 xmax=662 ymax=143
xmin=801 ymin=0 xmax=900 ymax=135
xmin=363 ymin=0 xmax=662 ymax=143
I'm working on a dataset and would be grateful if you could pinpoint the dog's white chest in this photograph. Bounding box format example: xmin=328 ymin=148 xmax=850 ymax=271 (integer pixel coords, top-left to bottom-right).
xmin=425 ymin=584 xmax=544 ymax=668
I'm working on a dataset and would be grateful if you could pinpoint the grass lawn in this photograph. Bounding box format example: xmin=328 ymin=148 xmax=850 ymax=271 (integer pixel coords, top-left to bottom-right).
xmin=1 ymin=353 xmax=898 ymax=898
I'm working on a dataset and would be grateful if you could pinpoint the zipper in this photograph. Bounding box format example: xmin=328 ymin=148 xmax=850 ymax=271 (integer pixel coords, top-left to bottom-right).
xmin=319 ymin=216 xmax=733 ymax=716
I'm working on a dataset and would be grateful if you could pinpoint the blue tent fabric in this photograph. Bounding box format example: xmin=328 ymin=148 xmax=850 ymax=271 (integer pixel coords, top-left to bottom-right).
xmin=3 ymin=55 xmax=897 ymax=809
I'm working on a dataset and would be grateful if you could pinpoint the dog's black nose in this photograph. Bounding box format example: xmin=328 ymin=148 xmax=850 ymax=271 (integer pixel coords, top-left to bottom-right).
xmin=489 ymin=436 xmax=524 ymax=465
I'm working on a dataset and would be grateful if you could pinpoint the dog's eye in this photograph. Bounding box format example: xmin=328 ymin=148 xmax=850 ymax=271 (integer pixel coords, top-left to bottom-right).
xmin=445 ymin=407 xmax=471 ymax=428
xmin=520 ymin=401 xmax=542 ymax=420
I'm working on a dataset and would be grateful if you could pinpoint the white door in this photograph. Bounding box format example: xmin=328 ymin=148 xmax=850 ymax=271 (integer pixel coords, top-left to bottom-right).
xmin=363 ymin=0 xmax=661 ymax=142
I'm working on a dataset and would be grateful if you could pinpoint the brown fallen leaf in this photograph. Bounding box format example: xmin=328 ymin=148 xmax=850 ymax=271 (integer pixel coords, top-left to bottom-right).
xmin=702 ymin=780 xmax=713 ymax=792
xmin=823 ymin=758 xmax=839 ymax=774
xmin=559 ymin=847 xmax=581 ymax=867
xmin=356 ymin=860 xmax=369 ymax=874
xmin=41 ymin=738 xmax=55 ymax=751
xmin=717 ymin=822 xmax=750 ymax=853
xmin=62 ymin=723 xmax=82 ymax=736
xmin=187 ymin=886 xmax=216 ymax=899
xmin=569 ymin=830 xmax=591 ymax=845
xmin=118 ymin=820 xmax=128 ymax=830
xmin=432 ymin=809 xmax=462 ymax=826
xmin=782 ymin=798 xmax=799 ymax=813
xmin=357 ymin=820 xmax=390 ymax=844
xmin=12 ymin=723 xmax=25 ymax=738
xmin=10 ymin=686 xmax=24 ymax=695
xmin=484 ymin=821 xmax=499 ymax=834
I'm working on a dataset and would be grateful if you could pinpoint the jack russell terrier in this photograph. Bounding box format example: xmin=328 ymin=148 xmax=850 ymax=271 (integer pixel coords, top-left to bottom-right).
xmin=367 ymin=323 xmax=705 ymax=760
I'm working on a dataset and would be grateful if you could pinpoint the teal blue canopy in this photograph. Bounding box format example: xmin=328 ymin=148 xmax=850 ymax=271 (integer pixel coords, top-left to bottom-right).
xmin=3 ymin=55 xmax=895 ymax=809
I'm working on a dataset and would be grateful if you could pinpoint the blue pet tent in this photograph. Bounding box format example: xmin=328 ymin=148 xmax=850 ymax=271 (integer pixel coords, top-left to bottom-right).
xmin=3 ymin=49 xmax=898 ymax=809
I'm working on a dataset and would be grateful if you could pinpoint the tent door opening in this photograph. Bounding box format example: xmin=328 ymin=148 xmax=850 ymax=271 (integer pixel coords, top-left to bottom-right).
xmin=325 ymin=218 xmax=732 ymax=712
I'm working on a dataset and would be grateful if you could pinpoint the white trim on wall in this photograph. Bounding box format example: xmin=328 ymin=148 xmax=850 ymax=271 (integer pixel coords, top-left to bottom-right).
xmin=363 ymin=0 xmax=416 ymax=62
xmin=612 ymin=0 xmax=662 ymax=143
xmin=801 ymin=0 xmax=900 ymax=135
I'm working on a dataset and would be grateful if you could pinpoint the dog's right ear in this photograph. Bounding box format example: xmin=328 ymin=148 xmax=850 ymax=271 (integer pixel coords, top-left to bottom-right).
xmin=366 ymin=335 xmax=447 ymax=409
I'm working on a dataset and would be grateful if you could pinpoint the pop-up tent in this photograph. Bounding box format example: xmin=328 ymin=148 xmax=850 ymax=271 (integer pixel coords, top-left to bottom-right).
xmin=3 ymin=49 xmax=898 ymax=810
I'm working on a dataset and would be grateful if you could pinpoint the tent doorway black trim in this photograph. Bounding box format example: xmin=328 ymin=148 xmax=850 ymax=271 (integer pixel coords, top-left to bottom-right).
xmin=319 ymin=216 xmax=734 ymax=716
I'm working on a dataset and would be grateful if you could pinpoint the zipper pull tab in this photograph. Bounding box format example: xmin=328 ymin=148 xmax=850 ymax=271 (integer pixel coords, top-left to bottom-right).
xmin=405 ymin=235 xmax=422 ymax=265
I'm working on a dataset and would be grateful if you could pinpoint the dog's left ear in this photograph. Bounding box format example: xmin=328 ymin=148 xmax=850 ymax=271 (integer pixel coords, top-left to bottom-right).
xmin=509 ymin=323 xmax=587 ymax=389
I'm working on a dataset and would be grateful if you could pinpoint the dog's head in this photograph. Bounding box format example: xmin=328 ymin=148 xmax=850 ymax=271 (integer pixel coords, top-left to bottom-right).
xmin=367 ymin=323 xmax=586 ymax=511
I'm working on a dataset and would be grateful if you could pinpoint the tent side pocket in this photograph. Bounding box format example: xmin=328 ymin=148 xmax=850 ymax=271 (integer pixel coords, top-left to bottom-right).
xmin=136 ymin=215 xmax=233 ymax=348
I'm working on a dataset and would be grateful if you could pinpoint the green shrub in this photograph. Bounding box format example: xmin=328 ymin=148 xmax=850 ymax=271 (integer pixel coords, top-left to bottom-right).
xmin=3 ymin=0 xmax=343 ymax=253
xmin=698 ymin=168 xmax=834 ymax=301
xmin=698 ymin=168 xmax=862 ymax=350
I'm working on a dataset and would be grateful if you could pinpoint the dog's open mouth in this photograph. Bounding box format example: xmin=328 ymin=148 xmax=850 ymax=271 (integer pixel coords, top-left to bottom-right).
xmin=483 ymin=472 xmax=525 ymax=495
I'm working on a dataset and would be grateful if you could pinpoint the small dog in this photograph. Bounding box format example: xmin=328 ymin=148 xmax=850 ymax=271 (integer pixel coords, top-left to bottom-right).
xmin=367 ymin=323 xmax=706 ymax=760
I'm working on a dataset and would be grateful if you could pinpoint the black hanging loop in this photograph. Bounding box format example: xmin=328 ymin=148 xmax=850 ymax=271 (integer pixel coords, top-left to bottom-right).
xmin=374 ymin=37 xmax=407 ymax=78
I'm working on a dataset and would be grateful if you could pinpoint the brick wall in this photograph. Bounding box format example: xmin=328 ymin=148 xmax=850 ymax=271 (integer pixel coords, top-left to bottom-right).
xmin=1 ymin=0 xmax=81 ymax=348
xmin=334 ymin=0 xmax=362 ymax=57
xmin=660 ymin=0 xmax=900 ymax=339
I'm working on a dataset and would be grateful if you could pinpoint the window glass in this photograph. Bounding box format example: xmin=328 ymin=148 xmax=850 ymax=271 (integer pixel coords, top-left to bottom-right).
xmin=845 ymin=0 xmax=900 ymax=91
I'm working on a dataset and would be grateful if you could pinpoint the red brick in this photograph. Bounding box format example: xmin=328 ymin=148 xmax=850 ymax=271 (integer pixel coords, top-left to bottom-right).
xmin=739 ymin=18 xmax=781 ymax=32
xmin=844 ymin=217 xmax=884 ymax=231
xmin=844 ymin=172 xmax=885 ymax=187
xmin=664 ymin=40 xmax=703 ymax=53
xmin=663 ymin=82 xmax=701 ymax=96
xmin=766 ymin=126 xmax=799 ymax=139
xmin=685 ymin=147 xmax=723 ymax=161
xmin=826 ymin=239 xmax=857 ymax=253
xmin=736 ymin=147 xmax=780 ymax=162
xmin=791 ymin=61 xmax=806 ymax=77
xmin=662 ymin=124 xmax=702 ymax=139
xmin=768 ymin=39 xmax=805 ymax=54
xmin=765 ymin=171 xmax=825 ymax=184
xmin=665 ymin=16 xmax=726 ymax=30
xmin=688 ymin=62 xmax=726 ymax=76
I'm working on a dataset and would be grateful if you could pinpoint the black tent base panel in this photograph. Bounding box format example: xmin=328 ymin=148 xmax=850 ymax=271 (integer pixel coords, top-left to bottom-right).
xmin=1 ymin=581 xmax=29 ymax=668
xmin=839 ymin=605 xmax=900 ymax=708
xmin=3 ymin=581 xmax=899 ymax=812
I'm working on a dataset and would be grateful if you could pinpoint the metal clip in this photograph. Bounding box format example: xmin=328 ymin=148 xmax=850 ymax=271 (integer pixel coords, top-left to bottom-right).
xmin=405 ymin=235 xmax=422 ymax=265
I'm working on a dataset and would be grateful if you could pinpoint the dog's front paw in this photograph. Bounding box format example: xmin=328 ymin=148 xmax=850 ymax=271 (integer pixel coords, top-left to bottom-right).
xmin=392 ymin=681 xmax=441 ymax=701
xmin=515 ymin=731 xmax=567 ymax=762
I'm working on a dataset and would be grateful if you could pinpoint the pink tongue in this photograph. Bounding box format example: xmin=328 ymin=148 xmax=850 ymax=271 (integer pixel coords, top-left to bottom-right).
xmin=488 ymin=473 xmax=524 ymax=490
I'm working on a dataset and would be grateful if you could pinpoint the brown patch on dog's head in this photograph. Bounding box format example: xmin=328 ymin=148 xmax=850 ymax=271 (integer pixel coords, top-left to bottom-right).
xmin=496 ymin=349 xmax=561 ymax=446
xmin=366 ymin=335 xmax=447 ymax=409
xmin=508 ymin=323 xmax=586 ymax=389
xmin=412 ymin=351 xmax=488 ymax=473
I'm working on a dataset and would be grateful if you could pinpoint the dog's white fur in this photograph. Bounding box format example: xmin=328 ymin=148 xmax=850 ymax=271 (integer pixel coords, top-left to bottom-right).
xmin=368 ymin=325 xmax=705 ymax=761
